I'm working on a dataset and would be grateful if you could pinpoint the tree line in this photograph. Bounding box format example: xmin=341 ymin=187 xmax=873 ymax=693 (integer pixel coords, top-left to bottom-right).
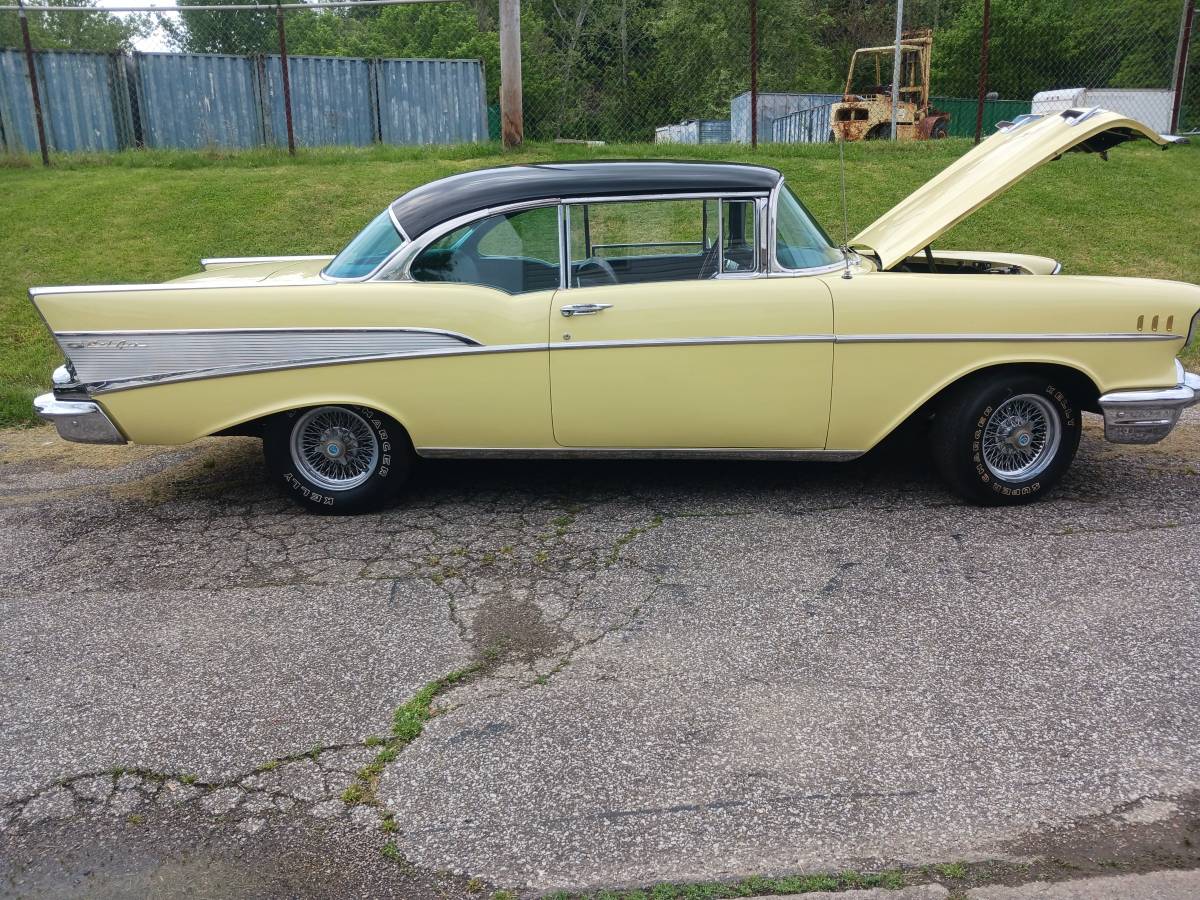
xmin=3 ymin=0 xmax=1193 ymax=140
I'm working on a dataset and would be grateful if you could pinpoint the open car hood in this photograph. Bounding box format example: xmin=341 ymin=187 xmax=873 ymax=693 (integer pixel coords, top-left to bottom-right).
xmin=850 ymin=108 xmax=1182 ymax=271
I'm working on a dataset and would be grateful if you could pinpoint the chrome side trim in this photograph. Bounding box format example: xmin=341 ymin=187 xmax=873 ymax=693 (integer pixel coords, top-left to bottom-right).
xmin=56 ymin=328 xmax=480 ymax=390
xmin=553 ymin=335 xmax=833 ymax=350
xmin=33 ymin=392 xmax=126 ymax=444
xmin=200 ymin=255 xmax=334 ymax=268
xmin=30 ymin=281 xmax=337 ymax=296
xmin=89 ymin=343 xmax=550 ymax=395
xmin=835 ymin=332 xmax=1181 ymax=344
xmin=1050 ymin=260 xmax=1063 ymax=275
xmin=417 ymin=447 xmax=863 ymax=461
xmin=66 ymin=329 xmax=1186 ymax=396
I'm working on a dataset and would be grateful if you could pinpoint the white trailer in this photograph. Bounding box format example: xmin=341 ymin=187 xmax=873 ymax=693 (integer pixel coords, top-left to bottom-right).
xmin=1032 ymin=88 xmax=1175 ymax=133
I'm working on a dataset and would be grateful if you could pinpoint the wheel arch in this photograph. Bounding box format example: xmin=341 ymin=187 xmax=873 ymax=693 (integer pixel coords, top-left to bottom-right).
xmin=213 ymin=398 xmax=416 ymax=447
xmin=864 ymin=360 xmax=1102 ymax=450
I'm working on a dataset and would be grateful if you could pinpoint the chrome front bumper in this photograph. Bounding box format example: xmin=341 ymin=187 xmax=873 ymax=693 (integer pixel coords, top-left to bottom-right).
xmin=1098 ymin=362 xmax=1200 ymax=444
xmin=33 ymin=392 xmax=126 ymax=444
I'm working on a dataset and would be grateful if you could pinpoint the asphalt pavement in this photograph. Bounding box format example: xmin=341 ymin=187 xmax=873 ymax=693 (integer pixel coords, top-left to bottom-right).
xmin=1 ymin=407 xmax=1198 ymax=898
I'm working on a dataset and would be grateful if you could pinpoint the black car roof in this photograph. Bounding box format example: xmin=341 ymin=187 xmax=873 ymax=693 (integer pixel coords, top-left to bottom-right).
xmin=388 ymin=161 xmax=782 ymax=239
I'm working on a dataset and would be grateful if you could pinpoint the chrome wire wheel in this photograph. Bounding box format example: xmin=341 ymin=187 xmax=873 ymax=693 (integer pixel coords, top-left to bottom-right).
xmin=981 ymin=393 xmax=1061 ymax=481
xmin=288 ymin=406 xmax=380 ymax=491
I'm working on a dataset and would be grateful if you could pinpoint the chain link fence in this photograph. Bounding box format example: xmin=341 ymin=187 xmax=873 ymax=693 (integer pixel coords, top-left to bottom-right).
xmin=1 ymin=0 xmax=1196 ymax=159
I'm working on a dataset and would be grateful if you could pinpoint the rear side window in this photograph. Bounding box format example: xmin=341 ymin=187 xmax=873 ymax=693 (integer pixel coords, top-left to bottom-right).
xmin=410 ymin=206 xmax=561 ymax=295
xmin=326 ymin=210 xmax=405 ymax=279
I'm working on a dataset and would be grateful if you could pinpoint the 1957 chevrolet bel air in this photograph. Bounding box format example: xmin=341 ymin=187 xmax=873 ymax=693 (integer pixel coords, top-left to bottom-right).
xmin=31 ymin=108 xmax=1200 ymax=513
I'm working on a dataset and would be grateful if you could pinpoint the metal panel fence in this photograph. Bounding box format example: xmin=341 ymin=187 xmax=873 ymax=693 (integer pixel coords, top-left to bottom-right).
xmin=730 ymin=91 xmax=842 ymax=144
xmin=263 ymin=55 xmax=376 ymax=149
xmin=376 ymin=58 xmax=487 ymax=146
xmin=654 ymin=119 xmax=732 ymax=144
xmin=135 ymin=52 xmax=264 ymax=150
xmin=0 ymin=48 xmax=485 ymax=153
xmin=0 ymin=48 xmax=130 ymax=153
xmin=769 ymin=102 xmax=835 ymax=144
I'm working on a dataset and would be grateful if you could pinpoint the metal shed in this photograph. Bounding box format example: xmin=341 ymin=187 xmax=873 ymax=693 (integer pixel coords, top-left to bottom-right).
xmin=730 ymin=91 xmax=841 ymax=143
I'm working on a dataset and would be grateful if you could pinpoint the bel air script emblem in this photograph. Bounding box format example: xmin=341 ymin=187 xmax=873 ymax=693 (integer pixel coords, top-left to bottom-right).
xmin=63 ymin=339 xmax=148 ymax=350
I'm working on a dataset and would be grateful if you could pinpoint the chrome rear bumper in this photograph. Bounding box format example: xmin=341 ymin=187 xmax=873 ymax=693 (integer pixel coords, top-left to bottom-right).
xmin=33 ymin=392 xmax=126 ymax=444
xmin=1099 ymin=362 xmax=1200 ymax=444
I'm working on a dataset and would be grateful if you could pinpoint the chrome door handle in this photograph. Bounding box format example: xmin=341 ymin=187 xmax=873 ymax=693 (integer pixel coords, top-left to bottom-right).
xmin=560 ymin=303 xmax=613 ymax=317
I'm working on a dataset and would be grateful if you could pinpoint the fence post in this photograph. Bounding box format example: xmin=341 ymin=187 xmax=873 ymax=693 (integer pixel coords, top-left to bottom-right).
xmin=890 ymin=0 xmax=904 ymax=139
xmin=749 ymin=0 xmax=758 ymax=148
xmin=1171 ymin=0 xmax=1196 ymax=133
xmin=275 ymin=3 xmax=295 ymax=155
xmin=974 ymin=0 xmax=991 ymax=144
xmin=16 ymin=0 xmax=49 ymax=166
xmin=499 ymin=0 xmax=523 ymax=148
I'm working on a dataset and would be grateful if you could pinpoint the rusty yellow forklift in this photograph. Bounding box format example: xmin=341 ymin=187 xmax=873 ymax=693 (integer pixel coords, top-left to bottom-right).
xmin=830 ymin=28 xmax=949 ymax=141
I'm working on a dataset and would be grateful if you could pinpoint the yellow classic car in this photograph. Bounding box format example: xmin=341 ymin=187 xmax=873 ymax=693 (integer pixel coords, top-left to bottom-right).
xmin=31 ymin=108 xmax=1200 ymax=513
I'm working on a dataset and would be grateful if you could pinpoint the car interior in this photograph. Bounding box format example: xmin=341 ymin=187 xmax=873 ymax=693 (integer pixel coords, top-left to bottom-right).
xmin=409 ymin=199 xmax=757 ymax=295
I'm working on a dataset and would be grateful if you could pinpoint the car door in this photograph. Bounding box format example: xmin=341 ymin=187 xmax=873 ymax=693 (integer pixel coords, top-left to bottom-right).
xmin=549 ymin=196 xmax=834 ymax=449
xmin=389 ymin=203 xmax=561 ymax=450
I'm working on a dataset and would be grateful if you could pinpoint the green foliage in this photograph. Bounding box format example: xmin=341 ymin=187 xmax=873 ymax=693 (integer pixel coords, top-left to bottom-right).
xmin=0 ymin=0 xmax=149 ymax=51
xmin=931 ymin=0 xmax=1183 ymax=98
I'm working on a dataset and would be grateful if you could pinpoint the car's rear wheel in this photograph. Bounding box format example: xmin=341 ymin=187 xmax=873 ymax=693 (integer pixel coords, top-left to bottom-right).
xmin=931 ymin=373 xmax=1081 ymax=505
xmin=263 ymin=405 xmax=411 ymax=514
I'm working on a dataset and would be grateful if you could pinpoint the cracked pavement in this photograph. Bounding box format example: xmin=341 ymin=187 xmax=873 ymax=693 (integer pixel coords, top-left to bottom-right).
xmin=1 ymin=408 xmax=1199 ymax=897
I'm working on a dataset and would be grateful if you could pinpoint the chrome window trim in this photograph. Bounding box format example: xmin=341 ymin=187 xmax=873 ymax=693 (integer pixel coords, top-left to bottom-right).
xmin=766 ymin=176 xmax=850 ymax=278
xmin=558 ymin=191 xmax=766 ymax=205
xmin=200 ymin=255 xmax=334 ymax=267
xmin=561 ymin=192 xmax=769 ymax=287
xmin=321 ymin=208 xmax=413 ymax=283
xmin=381 ymin=198 xmax=563 ymax=284
xmin=416 ymin=447 xmax=863 ymax=462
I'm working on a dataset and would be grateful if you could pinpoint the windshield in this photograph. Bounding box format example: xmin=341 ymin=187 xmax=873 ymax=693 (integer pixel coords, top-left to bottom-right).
xmin=325 ymin=210 xmax=405 ymax=279
xmin=775 ymin=185 xmax=841 ymax=270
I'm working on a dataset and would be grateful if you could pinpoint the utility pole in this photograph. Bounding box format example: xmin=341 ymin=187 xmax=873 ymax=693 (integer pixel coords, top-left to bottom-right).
xmin=974 ymin=0 xmax=992 ymax=144
xmin=499 ymin=0 xmax=523 ymax=148
xmin=17 ymin=0 xmax=50 ymax=166
xmin=1170 ymin=0 xmax=1195 ymax=133
xmin=749 ymin=0 xmax=758 ymax=148
xmin=889 ymin=0 xmax=904 ymax=139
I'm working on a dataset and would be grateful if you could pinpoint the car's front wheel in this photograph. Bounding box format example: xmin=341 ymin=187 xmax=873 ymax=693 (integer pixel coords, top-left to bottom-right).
xmin=931 ymin=373 xmax=1081 ymax=505
xmin=263 ymin=405 xmax=411 ymax=514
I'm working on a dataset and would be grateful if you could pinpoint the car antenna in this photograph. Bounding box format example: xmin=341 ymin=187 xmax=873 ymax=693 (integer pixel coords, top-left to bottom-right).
xmin=838 ymin=136 xmax=853 ymax=280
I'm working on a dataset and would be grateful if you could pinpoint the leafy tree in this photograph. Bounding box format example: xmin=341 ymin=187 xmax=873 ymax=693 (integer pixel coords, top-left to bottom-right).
xmin=0 ymin=0 xmax=149 ymax=52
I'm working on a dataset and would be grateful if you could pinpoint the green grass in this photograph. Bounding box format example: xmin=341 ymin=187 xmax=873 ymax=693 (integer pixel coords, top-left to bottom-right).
xmin=2 ymin=138 xmax=1198 ymax=426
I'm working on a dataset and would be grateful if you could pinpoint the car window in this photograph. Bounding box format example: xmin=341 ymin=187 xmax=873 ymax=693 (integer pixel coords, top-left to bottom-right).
xmin=410 ymin=206 xmax=561 ymax=295
xmin=568 ymin=198 xmax=754 ymax=287
xmin=774 ymin=185 xmax=842 ymax=270
xmin=325 ymin=209 xmax=405 ymax=279
xmin=722 ymin=199 xmax=757 ymax=273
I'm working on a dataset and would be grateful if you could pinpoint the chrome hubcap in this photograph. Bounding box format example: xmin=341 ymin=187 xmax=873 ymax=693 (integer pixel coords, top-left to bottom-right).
xmin=981 ymin=393 xmax=1061 ymax=481
xmin=289 ymin=407 xmax=379 ymax=491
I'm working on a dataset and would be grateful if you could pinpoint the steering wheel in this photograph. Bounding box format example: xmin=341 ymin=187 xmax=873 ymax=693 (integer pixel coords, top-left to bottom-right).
xmin=575 ymin=256 xmax=619 ymax=287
